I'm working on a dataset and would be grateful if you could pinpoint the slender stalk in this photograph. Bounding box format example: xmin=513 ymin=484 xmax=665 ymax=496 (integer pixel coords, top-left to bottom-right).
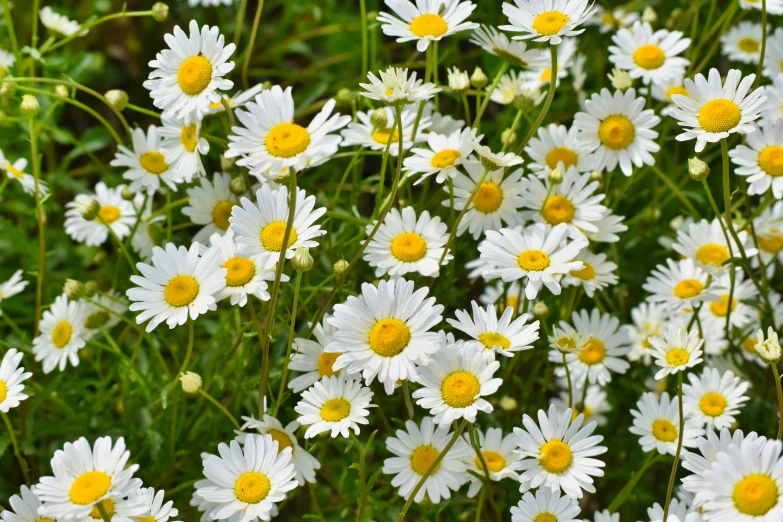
xmin=1 ymin=411 xmax=30 ymax=485
xmin=43 ymin=9 xmax=157 ymax=54
xmin=755 ymin=0 xmax=768 ymax=90
xmin=168 ymin=320 xmax=196 ymax=396
xmin=473 ymin=62 xmax=510 ymax=129
xmin=241 ymin=0 xmax=265 ymax=89
xmin=199 ymin=389 xmax=241 ymax=430
xmin=469 ymin=424 xmax=492 ymax=512
xmin=273 ymin=272 xmax=302 ymax=416
xmin=461 ymin=93 xmax=472 ymax=127
xmin=374 ymin=113 xmax=399 ymax=215
xmin=401 ymin=380 xmax=415 ymax=419
xmin=96 ymin=215 xmax=138 ymax=274
xmin=359 ymin=0 xmax=368 ymax=79
xmin=0 ymin=0 xmax=18 ymax=55
xmin=95 ymin=499 xmax=112 ymax=522
xmin=661 ymin=372 xmax=685 ymax=522
xmin=772 ymin=363 xmax=783 ymax=440
xmin=350 ymin=432 xmax=369 ymax=522
xmin=607 ymin=451 xmax=657 ymax=512
xmin=436 ymin=166 xmax=490 ymax=266
xmin=515 ymin=44 xmax=558 ymax=155
xmin=29 ymin=117 xmax=44 ymax=337
xmin=233 ymin=0 xmax=249 ymax=48
xmin=125 ymin=103 xmax=162 ymax=119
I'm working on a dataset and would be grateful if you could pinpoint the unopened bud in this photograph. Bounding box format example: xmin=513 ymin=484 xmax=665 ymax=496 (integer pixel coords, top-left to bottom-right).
xmin=333 ymin=259 xmax=349 ymax=277
xmin=370 ymin=108 xmax=388 ymax=129
xmin=55 ymin=85 xmax=69 ymax=98
xmin=608 ymin=68 xmax=633 ymax=93
xmin=292 ymin=247 xmax=314 ymax=273
xmin=92 ymin=250 xmax=107 ymax=265
xmin=220 ymin=155 xmax=237 ymax=172
xmin=180 ymin=371 xmax=202 ymax=394
xmin=589 ymin=170 xmax=603 ymax=186
xmin=64 ymin=279 xmax=84 ymax=300
xmin=533 ymin=301 xmax=549 ymax=320
xmin=151 ymin=2 xmax=169 ymax=22
xmin=77 ymin=198 xmax=101 ymax=221
xmin=499 ymin=396 xmax=517 ymax=411
xmin=121 ymin=186 xmax=135 ymax=201
xmin=367 ymin=11 xmax=378 ymax=22
xmin=470 ymin=67 xmax=488 ymax=89
xmin=20 ymin=94 xmax=40 ymax=117
xmin=666 ymin=8 xmax=683 ymax=30
xmin=261 ymin=80 xmax=273 ymax=91
xmin=642 ymin=7 xmax=657 ymax=24
xmin=335 ymin=88 xmax=356 ymax=106
xmin=755 ymin=328 xmax=782 ymax=364
xmin=0 ymin=82 xmax=14 ymax=97
xmin=105 ymin=89 xmax=128 ymax=111
xmin=688 ymin=157 xmax=710 ymax=181
xmin=548 ymin=168 xmax=563 ymax=185
xmin=501 ymin=128 xmax=517 ymax=147
xmin=229 ymin=176 xmax=247 ymax=196
xmin=447 ymin=67 xmax=470 ymax=94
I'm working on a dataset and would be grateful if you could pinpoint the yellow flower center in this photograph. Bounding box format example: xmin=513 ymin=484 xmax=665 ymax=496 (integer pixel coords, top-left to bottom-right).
xmin=52 ymin=320 xmax=73 ymax=348
xmin=410 ymin=445 xmax=440 ymax=475
xmin=88 ymin=499 xmax=114 ymax=520
xmin=223 ymin=256 xmax=256 ymax=287
xmin=533 ymin=514 xmax=557 ymax=522
xmin=260 ymin=221 xmax=298 ymax=252
xmin=759 ymin=232 xmax=783 ymax=253
xmin=177 ymin=55 xmax=213 ymax=96
xmin=164 ymin=275 xmax=199 ymax=307
xmin=209 ymin=97 xmax=233 ymax=109
xmin=572 ymin=405 xmax=594 ymax=421
xmin=6 ymin=162 xmax=25 ymax=179
xmin=372 ymin=127 xmax=400 ymax=145
xmin=518 ymin=250 xmax=551 ymax=271
xmin=96 ymin=205 xmax=121 ymax=224
xmin=758 ymin=145 xmax=783 ymax=177
xmin=473 ymin=182 xmax=504 ymax=213
xmin=390 ymin=232 xmax=428 ymax=262
xmin=409 ymin=14 xmax=448 ymax=38
xmin=266 ymin=123 xmax=311 ymax=158
xmin=738 ymin=37 xmax=760 ymax=53
xmin=556 ymin=335 xmax=579 ymax=352
xmin=570 ymin=262 xmax=595 ymax=280
xmin=652 ymin=419 xmax=678 ymax=442
xmin=532 ymin=11 xmax=570 ymax=36
xmin=696 ymin=243 xmax=730 ymax=267
xmin=742 ymin=337 xmax=758 ymax=354
xmin=545 ymin=147 xmax=578 ymax=170
xmin=698 ymin=99 xmax=742 ymax=134
xmin=710 ymin=294 xmax=736 ymax=317
xmin=317 ymin=351 xmax=341 ymax=377
xmin=539 ymin=439 xmax=572 ymax=473
xmin=441 ymin=371 xmax=481 ymax=408
xmin=136 ymin=517 xmax=156 ymax=522
xmin=212 ymin=201 xmax=235 ymax=230
xmin=369 ymin=318 xmax=411 ymax=356
xmin=700 ymin=392 xmax=728 ymax=417
xmin=181 ymin=124 xmax=198 ymax=153
xmin=733 ymin=474 xmax=779 ymax=516
xmin=0 ymin=379 xmax=6 ymax=403
xmin=666 ymin=86 xmax=690 ymax=100
xmin=140 ymin=152 xmax=169 ymax=175
xmin=268 ymin=428 xmax=294 ymax=453
xmin=601 ymin=12 xmax=619 ymax=27
xmin=475 ymin=450 xmax=506 ymax=473
xmin=542 ymin=195 xmax=575 ymax=225
xmin=674 ymin=279 xmax=703 ymax=299
xmin=666 ymin=348 xmax=690 ymax=366
xmin=234 ymin=471 xmax=271 ymax=504
xmin=320 ymin=397 xmax=351 ymax=421
xmin=478 ymin=332 xmax=511 ymax=350
xmin=69 ymin=471 xmax=112 ymax=505
xmin=431 ymin=149 xmax=461 ymax=169
xmin=598 ymin=115 xmax=635 ymax=150
xmin=578 ymin=338 xmax=606 ymax=365
xmin=633 ymin=44 xmax=666 ymax=69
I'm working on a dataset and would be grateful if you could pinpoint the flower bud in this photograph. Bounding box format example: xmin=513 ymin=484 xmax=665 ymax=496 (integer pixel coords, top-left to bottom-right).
xmin=0 ymin=82 xmax=15 ymax=97
xmin=20 ymin=94 xmax=40 ymax=117
xmin=553 ymin=331 xmax=585 ymax=354
xmin=180 ymin=371 xmax=203 ymax=394
xmin=755 ymin=327 xmax=782 ymax=364
xmin=470 ymin=67 xmax=488 ymax=89
xmin=589 ymin=170 xmax=603 ymax=187
xmin=548 ymin=168 xmax=563 ymax=185
xmin=121 ymin=186 xmax=135 ymax=201
xmin=370 ymin=108 xmax=388 ymax=129
xmin=152 ymin=2 xmax=169 ymax=22
xmin=642 ymin=7 xmax=657 ymax=24
xmin=532 ymin=301 xmax=549 ymax=320
xmin=666 ymin=8 xmax=683 ymax=30
xmin=229 ymin=176 xmax=247 ymax=196
xmin=499 ymin=396 xmax=517 ymax=411
xmin=64 ymin=279 xmax=84 ymax=300
xmin=92 ymin=250 xmax=107 ymax=265
xmin=77 ymin=198 xmax=101 ymax=221
xmin=688 ymin=157 xmax=710 ymax=181
xmin=84 ymin=280 xmax=98 ymax=298
xmin=335 ymin=88 xmax=356 ymax=106
xmin=292 ymin=247 xmax=314 ymax=273
xmin=447 ymin=67 xmax=470 ymax=94
xmin=220 ymin=154 xmax=237 ymax=172
xmin=501 ymin=128 xmax=517 ymax=147
xmin=607 ymin=68 xmax=633 ymax=93
xmin=55 ymin=85 xmax=69 ymax=98
xmin=333 ymin=259 xmax=350 ymax=277
xmin=105 ymin=89 xmax=129 ymax=111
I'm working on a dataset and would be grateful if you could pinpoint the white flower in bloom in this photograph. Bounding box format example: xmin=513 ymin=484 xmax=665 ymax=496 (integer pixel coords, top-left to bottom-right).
xmin=0 ymin=49 xmax=15 ymax=75
xmin=205 ymin=84 xmax=265 ymax=115
xmin=721 ymin=21 xmax=766 ymax=64
xmin=624 ymin=302 xmax=668 ymax=365
xmin=39 ymin=7 xmax=87 ymax=37
xmin=288 ymin=315 xmax=341 ymax=393
xmin=643 ymin=499 xmax=692 ymax=522
xmin=111 ymin=126 xmax=181 ymax=194
xmin=524 ymin=123 xmax=593 ymax=178
xmin=562 ymin=250 xmax=618 ymax=298
xmin=510 ymin=487 xmax=582 ymax=522
xmin=683 ymin=367 xmax=750 ymax=431
xmin=182 ymin=172 xmax=240 ymax=245
xmin=0 ymin=270 xmax=29 ymax=313
xmin=609 ymin=22 xmax=690 ymax=85
xmin=64 ymin=183 xmax=138 ymax=247
xmin=629 ymin=391 xmax=704 ymax=456
xmin=158 ymin=114 xmax=209 ymax=182
xmin=643 ymin=257 xmax=719 ymax=311
xmin=130 ymin=488 xmax=179 ymax=522
xmin=0 ymin=150 xmax=49 ymax=198
xmin=295 ymin=375 xmax=375 ymax=438
xmin=33 ymin=294 xmax=87 ymax=373
xmin=463 ymin=427 xmax=521 ymax=497
xmin=587 ymin=6 xmax=638 ymax=34
xmin=740 ymin=0 xmax=783 ymax=15
xmin=360 ymin=67 xmax=440 ymax=106
xmin=763 ymin=74 xmax=783 ymax=121
xmin=0 ymin=349 xmax=31 ymax=413
xmin=730 ymin=118 xmax=783 ymax=199
xmin=672 ymin=218 xmax=757 ymax=273
xmin=448 ymin=300 xmax=539 ymax=361
xmin=377 ymin=0 xmax=478 ymax=52
xmin=648 ymin=325 xmax=704 ymax=380
xmin=764 ymin=28 xmax=783 ymax=79
xmin=341 ymin=106 xmax=430 ymax=157
xmin=0 ymin=486 xmax=49 ymax=522
xmin=208 ymin=230 xmax=276 ymax=307
xmin=500 ymin=0 xmax=596 ymax=45
xmin=404 ymin=127 xmax=480 ymax=184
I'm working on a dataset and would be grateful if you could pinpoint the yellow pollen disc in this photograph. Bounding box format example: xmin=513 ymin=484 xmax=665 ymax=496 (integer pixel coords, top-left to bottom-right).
xmin=710 ymin=294 xmax=736 ymax=317
xmin=267 ymin=428 xmax=294 ymax=453
xmin=700 ymin=392 xmax=728 ymax=417
xmin=542 ymin=195 xmax=575 ymax=225
xmin=633 ymin=44 xmax=666 ymax=69
xmin=533 ymin=514 xmax=558 ymax=522
xmin=177 ymin=55 xmax=213 ymax=96
xmin=181 ymin=124 xmax=198 ymax=153
xmin=409 ymin=14 xmax=448 ymax=38
xmin=212 ymin=201 xmax=235 ymax=230
xmin=209 ymin=97 xmax=232 ymax=109
xmin=69 ymin=471 xmax=112 ymax=505
xmin=545 ymin=147 xmax=578 ymax=170
xmin=52 ymin=320 xmax=73 ymax=348
xmin=652 ymin=419 xmax=678 ymax=442
xmin=369 ymin=318 xmax=411 ymax=357
xmin=539 ymin=439 xmax=572 ymax=474
xmin=475 ymin=450 xmax=506 ymax=473
xmin=758 ymin=145 xmax=783 ymax=176
xmin=583 ymin=405 xmax=594 ymax=419
xmin=532 ymin=11 xmax=570 ymax=36
xmin=674 ymin=279 xmax=703 ymax=299
xmin=478 ymin=332 xmax=511 ymax=350
xmin=38 ymin=519 xmax=57 ymax=522
xmin=540 ymin=68 xmax=553 ymax=82
xmin=372 ymin=127 xmax=400 ymax=145
xmin=601 ymin=12 xmax=618 ymax=27
xmin=598 ymin=115 xmax=635 ymax=150
xmin=759 ymin=232 xmax=783 ymax=253
xmin=738 ymin=37 xmax=761 ymax=53
xmin=260 ymin=221 xmax=298 ymax=252
xmin=6 ymin=163 xmax=25 ymax=179
xmin=390 ymin=232 xmax=428 ymax=262
xmin=164 ymin=275 xmax=199 ymax=307
xmin=698 ymin=99 xmax=742 ymax=134
xmin=0 ymin=379 xmax=6 ymax=403
xmin=317 ymin=351 xmax=341 ymax=377
xmin=266 ymin=123 xmax=310 ymax=158
xmin=570 ymin=262 xmax=595 ymax=281
xmin=140 ymin=152 xmax=169 ymax=175
xmin=410 ymin=445 xmax=440 ymax=475
xmin=473 ymin=182 xmax=504 ymax=213
xmin=518 ymin=250 xmax=551 ymax=271
xmin=666 ymin=86 xmax=690 ymax=100
xmin=431 ymin=149 xmax=461 ymax=169
xmin=89 ymin=499 xmax=114 ymax=520
xmin=234 ymin=471 xmax=271 ymax=504
xmin=696 ymin=243 xmax=730 ymax=267
xmin=223 ymin=256 xmax=256 ymax=287
xmin=320 ymin=397 xmax=351 ymax=421
xmin=578 ymin=338 xmax=606 ymax=365
xmin=441 ymin=370 xmax=481 ymax=408
xmin=666 ymin=348 xmax=690 ymax=366
xmin=96 ymin=205 xmax=121 ymax=224
xmin=733 ymin=474 xmax=779 ymax=516
xmin=742 ymin=337 xmax=758 ymax=354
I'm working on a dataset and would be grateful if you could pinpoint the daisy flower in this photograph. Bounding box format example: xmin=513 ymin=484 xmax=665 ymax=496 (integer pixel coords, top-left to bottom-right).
xmin=294 ymin=375 xmax=374 ymax=438
xmin=39 ymin=7 xmax=87 ymax=37
xmin=382 ymin=417 xmax=470 ymax=504
xmin=574 ymin=87 xmax=661 ymax=176
xmin=624 ymin=302 xmax=668 ymax=365
xmin=197 ymin=434 xmax=297 ymax=522
xmin=700 ymin=272 xmax=758 ymax=329
xmin=669 ymin=68 xmax=766 ymax=152
xmin=721 ymin=21 xmax=766 ymax=64
xmin=35 ymin=436 xmax=143 ymax=521
xmin=513 ymin=404 xmax=607 ymax=499
xmin=500 ymin=0 xmax=596 ymax=45
xmin=763 ymin=74 xmax=783 ymax=121
xmin=226 ymin=85 xmax=350 ymax=179
xmin=131 ymin=488 xmax=178 ymax=522
xmin=683 ymin=367 xmax=750 ymax=431
xmin=562 ymin=250 xmax=618 ymax=298
xmin=0 ymin=270 xmax=29 ymax=313
xmin=110 ymin=126 xmax=181 ymax=194
xmin=651 ymin=75 xmax=691 ymax=116
xmin=208 ymin=230 xmax=276 ymax=307
xmin=33 ymin=294 xmax=87 ymax=373
xmin=288 ymin=315 xmax=341 ymax=393
xmin=752 ymin=200 xmax=783 ymax=274
xmin=236 ymin=415 xmax=321 ymax=485
xmin=587 ymin=6 xmax=638 ymax=33
xmin=326 ymin=278 xmax=443 ymax=394
xmin=629 ymin=391 xmax=704 ymax=456
xmin=126 ymin=243 xmax=226 ymax=332
xmin=730 ymin=118 xmax=783 ymax=199
xmin=524 ymin=123 xmax=593 ymax=178
xmin=447 ymin=300 xmax=540 ymax=360
xmin=0 ymin=48 xmax=15 ymax=76
xmin=359 ymin=67 xmax=440 ymax=106
xmin=0 ymin=151 xmax=48 ymax=198
xmin=473 ymin=143 xmax=524 ymax=170
xmin=0 ymin=486 xmax=48 ymax=522
xmin=158 ymin=114 xmax=209 ymax=182
xmin=0 ymin=349 xmax=31 ymax=413
xmin=363 ymin=206 xmax=450 ymax=278
xmin=642 ymin=257 xmax=719 ymax=311
xmin=609 ymin=22 xmax=690 ymax=85
xmin=586 ymin=212 xmax=628 ymax=243
xmin=81 ymin=291 xmax=126 ymax=338
xmin=764 ymin=28 xmax=783 ymax=78
xmin=403 ymin=127 xmax=480 ymax=183
xmin=510 ymin=487 xmax=582 ymax=522
xmin=490 ymin=70 xmax=528 ymax=105
xmin=644 ymin=499 xmax=692 ymax=522
xmin=144 ymin=20 xmax=236 ymax=125
xmin=229 ymin=184 xmax=326 ymax=269
xmin=518 ymin=38 xmax=577 ymax=91
xmin=740 ymin=0 xmax=783 ymax=15
xmin=462 ymin=427 xmax=521 ymax=497
xmin=182 ymin=172 xmax=239 ymax=245
xmin=413 ymin=343 xmax=502 ymax=427
xmin=479 ymin=280 xmax=525 ymax=314
xmin=206 ymin=84 xmax=265 ymax=115
xmin=64 ymin=182 xmax=138 ymax=247
xmin=587 ymin=509 xmax=619 ymax=522
xmin=341 ymin=106 xmax=430 ymax=157
xmin=673 ymin=218 xmax=757 ymax=273
xmin=552 ymin=382 xmax=611 ymax=426
xmin=377 ymin=0 xmax=478 ymax=52
xmin=470 ymin=25 xmax=538 ymax=66
xmin=648 ymin=325 xmax=704 ymax=380
xmin=424 ymin=103 xmax=465 ymax=134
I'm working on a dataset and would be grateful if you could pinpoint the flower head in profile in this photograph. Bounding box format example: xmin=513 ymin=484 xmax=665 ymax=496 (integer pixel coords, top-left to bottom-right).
xmin=360 ymin=67 xmax=440 ymax=106
xmin=39 ymin=7 xmax=87 ymax=37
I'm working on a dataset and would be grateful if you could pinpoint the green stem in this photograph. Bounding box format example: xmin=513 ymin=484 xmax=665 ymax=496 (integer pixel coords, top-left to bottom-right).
xmin=473 ymin=62 xmax=510 ymax=130
xmin=469 ymin=424 xmax=492 ymax=512
xmin=755 ymin=0 xmax=768 ymax=90
xmin=241 ymin=0 xmax=265 ymax=89
xmin=273 ymin=272 xmax=302 ymax=416
xmin=43 ymin=9 xmax=156 ymax=54
xmin=651 ymin=165 xmax=698 ymax=216
xmin=401 ymin=380 xmax=415 ymax=419
xmin=350 ymin=432 xmax=368 ymax=522
xmin=359 ymin=0 xmax=368 ymax=79
xmin=95 ymin=498 xmax=112 ymax=522
xmin=125 ymin=103 xmax=162 ymax=119
xmin=199 ymin=389 xmax=241 ymax=430
xmin=772 ymin=363 xmax=783 ymax=440
xmin=515 ymin=44 xmax=558 ymax=155
xmin=436 ymin=166 xmax=490 ymax=266
xmin=233 ymin=0 xmax=249 ymax=48
xmin=0 ymin=0 xmax=18 ymax=55
xmin=562 ymin=352 xmax=573 ymax=408
xmin=1 ymin=411 xmax=30 ymax=485
xmin=96 ymin=215 xmax=138 ymax=274
xmin=661 ymin=372 xmax=685 ymax=522
xmin=29 ymin=117 xmax=44 ymax=337
xmin=607 ymin=451 xmax=658 ymax=512
xmin=168 ymin=319 xmax=195 ymax=396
